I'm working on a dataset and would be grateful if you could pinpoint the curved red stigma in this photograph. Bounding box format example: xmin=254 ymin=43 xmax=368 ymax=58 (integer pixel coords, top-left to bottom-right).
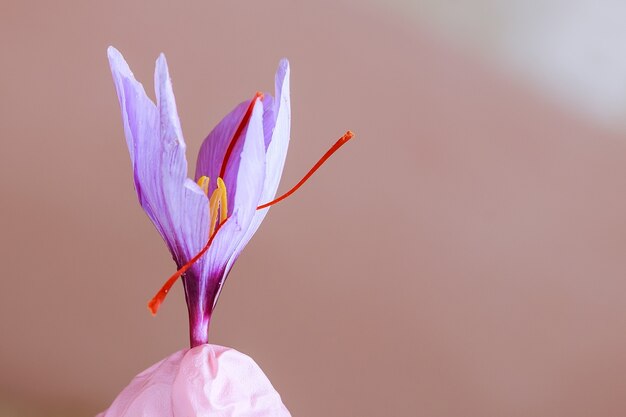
xmin=257 ymin=130 xmax=355 ymax=210
xmin=219 ymin=92 xmax=264 ymax=180
xmin=148 ymin=129 xmax=355 ymax=315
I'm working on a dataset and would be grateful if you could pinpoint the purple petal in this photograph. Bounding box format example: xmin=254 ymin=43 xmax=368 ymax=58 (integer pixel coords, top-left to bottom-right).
xmin=195 ymin=100 xmax=248 ymax=204
xmin=191 ymin=99 xmax=266 ymax=311
xmin=261 ymin=59 xmax=291 ymax=203
xmin=108 ymin=47 xmax=208 ymax=274
xmin=214 ymin=60 xmax=291 ymax=306
xmin=261 ymin=93 xmax=275 ymax=149
xmin=200 ymin=101 xmax=266 ymax=272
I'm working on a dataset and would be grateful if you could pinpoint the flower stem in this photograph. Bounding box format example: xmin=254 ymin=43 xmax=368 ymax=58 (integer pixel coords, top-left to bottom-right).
xmin=188 ymin=309 xmax=211 ymax=347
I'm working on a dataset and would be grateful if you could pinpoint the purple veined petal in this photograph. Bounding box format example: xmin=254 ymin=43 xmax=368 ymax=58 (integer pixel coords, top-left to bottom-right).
xmin=194 ymin=105 xmax=244 ymax=181
xmin=262 ymin=58 xmax=291 ymax=203
xmin=154 ymin=53 xmax=183 ymax=152
xmin=192 ymin=99 xmax=267 ymax=312
xmin=261 ymin=93 xmax=275 ymax=150
xmin=153 ymin=52 xmax=210 ymax=271
xmin=182 ymin=209 xmax=243 ymax=347
xmin=194 ymin=60 xmax=289 ymax=207
xmin=194 ymin=92 xmax=265 ymax=213
xmin=204 ymin=99 xmax=266 ymax=274
xmin=107 ymin=47 xmax=151 ymax=167
xmin=195 ymin=100 xmax=248 ymax=201
xmin=108 ymin=47 xmax=209 ymax=278
xmin=213 ymin=60 xmax=291 ymax=308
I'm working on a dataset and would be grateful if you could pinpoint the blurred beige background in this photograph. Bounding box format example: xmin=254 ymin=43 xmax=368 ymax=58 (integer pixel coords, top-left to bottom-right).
xmin=2 ymin=1 xmax=626 ymax=416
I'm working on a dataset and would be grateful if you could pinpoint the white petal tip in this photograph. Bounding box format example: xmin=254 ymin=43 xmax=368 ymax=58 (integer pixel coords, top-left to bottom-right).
xmin=278 ymin=58 xmax=290 ymax=71
xmin=157 ymin=52 xmax=167 ymax=65
xmin=107 ymin=46 xmax=133 ymax=78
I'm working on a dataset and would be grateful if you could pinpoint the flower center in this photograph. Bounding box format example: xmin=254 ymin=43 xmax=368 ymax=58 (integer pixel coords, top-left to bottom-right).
xmin=148 ymin=127 xmax=355 ymax=316
xmin=147 ymin=176 xmax=228 ymax=315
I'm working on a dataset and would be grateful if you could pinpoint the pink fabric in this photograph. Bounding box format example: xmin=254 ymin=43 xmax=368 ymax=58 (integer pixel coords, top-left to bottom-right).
xmin=97 ymin=345 xmax=291 ymax=417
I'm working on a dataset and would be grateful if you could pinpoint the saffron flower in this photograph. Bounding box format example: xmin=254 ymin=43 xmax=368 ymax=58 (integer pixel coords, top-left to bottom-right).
xmin=107 ymin=47 xmax=353 ymax=348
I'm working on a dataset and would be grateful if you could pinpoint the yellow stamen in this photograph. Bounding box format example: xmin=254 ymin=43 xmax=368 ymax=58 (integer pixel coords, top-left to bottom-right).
xmin=208 ymin=187 xmax=221 ymax=237
xmin=217 ymin=177 xmax=228 ymax=223
xmin=198 ymin=176 xmax=228 ymax=238
xmin=197 ymin=176 xmax=210 ymax=195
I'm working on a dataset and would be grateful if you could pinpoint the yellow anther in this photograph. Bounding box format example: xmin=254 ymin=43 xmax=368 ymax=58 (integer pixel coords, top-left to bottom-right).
xmin=208 ymin=187 xmax=221 ymax=238
xmin=198 ymin=176 xmax=228 ymax=238
xmin=197 ymin=176 xmax=210 ymax=196
xmin=217 ymin=177 xmax=228 ymax=223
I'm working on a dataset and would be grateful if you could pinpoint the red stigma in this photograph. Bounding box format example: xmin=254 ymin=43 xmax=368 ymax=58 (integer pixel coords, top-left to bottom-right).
xmin=257 ymin=131 xmax=355 ymax=210
xmin=148 ymin=129 xmax=355 ymax=316
xmin=219 ymin=92 xmax=263 ymax=180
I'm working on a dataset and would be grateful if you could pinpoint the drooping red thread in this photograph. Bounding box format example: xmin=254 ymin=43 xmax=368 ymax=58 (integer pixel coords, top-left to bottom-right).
xmin=148 ymin=219 xmax=227 ymax=315
xmin=219 ymin=92 xmax=264 ymax=180
xmin=257 ymin=130 xmax=355 ymax=210
xmin=148 ymin=130 xmax=355 ymax=315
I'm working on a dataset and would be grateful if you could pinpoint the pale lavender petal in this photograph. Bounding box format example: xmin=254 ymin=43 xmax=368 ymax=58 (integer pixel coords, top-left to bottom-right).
xmin=153 ymin=53 xmax=209 ymax=269
xmin=195 ymin=102 xmax=265 ymax=264
xmin=214 ymin=60 xmax=291 ymax=307
xmin=261 ymin=93 xmax=275 ymax=149
xmin=183 ymin=210 xmax=243 ymax=346
xmin=108 ymin=47 xmax=208 ymax=276
xmin=261 ymin=59 xmax=291 ymax=203
xmin=194 ymin=100 xmax=253 ymax=209
xmin=195 ymin=101 xmax=247 ymax=185
xmin=107 ymin=47 xmax=155 ymax=181
xmin=189 ymin=100 xmax=266 ymax=313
